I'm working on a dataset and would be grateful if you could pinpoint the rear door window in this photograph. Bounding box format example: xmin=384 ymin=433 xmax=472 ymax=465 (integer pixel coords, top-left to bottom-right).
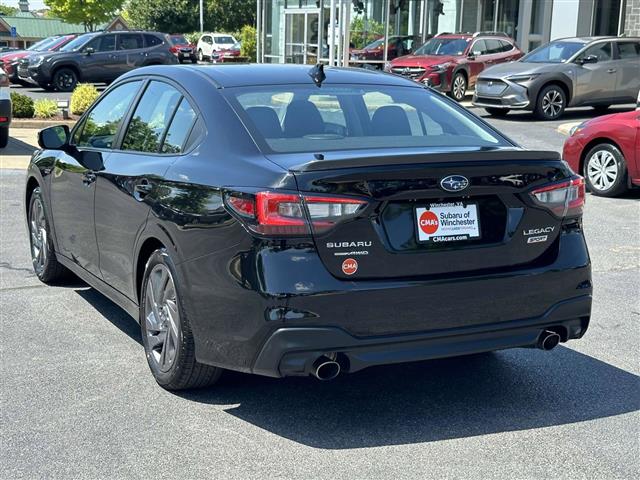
xmin=74 ymin=81 xmax=142 ymax=149
xmin=144 ymin=34 xmax=163 ymax=47
xmin=161 ymin=98 xmax=198 ymax=154
xmin=118 ymin=33 xmax=144 ymax=51
xmin=485 ymin=39 xmax=503 ymax=54
xmin=121 ymin=81 xmax=183 ymax=153
xmin=617 ymin=41 xmax=640 ymax=59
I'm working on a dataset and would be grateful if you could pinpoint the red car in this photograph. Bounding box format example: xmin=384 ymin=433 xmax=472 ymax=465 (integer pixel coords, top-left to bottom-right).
xmin=386 ymin=32 xmax=523 ymax=101
xmin=563 ymin=105 xmax=640 ymax=197
xmin=167 ymin=34 xmax=198 ymax=64
xmin=211 ymin=41 xmax=242 ymax=63
xmin=350 ymin=35 xmax=420 ymax=66
xmin=0 ymin=34 xmax=76 ymax=86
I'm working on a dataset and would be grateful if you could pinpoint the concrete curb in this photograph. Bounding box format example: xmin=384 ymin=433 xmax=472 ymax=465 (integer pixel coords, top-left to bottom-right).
xmin=10 ymin=119 xmax=76 ymax=129
xmin=557 ymin=121 xmax=582 ymax=136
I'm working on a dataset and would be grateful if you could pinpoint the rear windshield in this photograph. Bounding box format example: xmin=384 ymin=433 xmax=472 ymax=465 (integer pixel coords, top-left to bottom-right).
xmin=215 ymin=36 xmax=235 ymax=44
xmin=227 ymin=85 xmax=505 ymax=154
xmin=170 ymin=35 xmax=189 ymax=45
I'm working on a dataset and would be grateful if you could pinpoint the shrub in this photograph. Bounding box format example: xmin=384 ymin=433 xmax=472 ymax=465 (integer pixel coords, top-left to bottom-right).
xmin=70 ymin=83 xmax=100 ymax=115
xmin=239 ymin=25 xmax=256 ymax=61
xmin=34 ymin=99 xmax=59 ymax=119
xmin=184 ymin=32 xmax=200 ymax=45
xmin=10 ymin=92 xmax=35 ymax=118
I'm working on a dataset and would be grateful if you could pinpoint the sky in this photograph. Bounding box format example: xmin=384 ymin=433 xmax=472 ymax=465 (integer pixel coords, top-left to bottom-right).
xmin=3 ymin=1 xmax=48 ymax=10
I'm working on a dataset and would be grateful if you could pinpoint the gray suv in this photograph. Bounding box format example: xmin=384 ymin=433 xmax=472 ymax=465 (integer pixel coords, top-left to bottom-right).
xmin=472 ymin=37 xmax=640 ymax=120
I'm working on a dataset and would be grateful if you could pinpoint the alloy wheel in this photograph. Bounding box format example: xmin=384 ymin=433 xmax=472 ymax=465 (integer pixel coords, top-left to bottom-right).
xmin=542 ymin=89 xmax=563 ymax=118
xmin=144 ymin=264 xmax=181 ymax=373
xmin=452 ymin=75 xmax=466 ymax=101
xmin=587 ymin=149 xmax=618 ymax=192
xmin=29 ymin=197 xmax=48 ymax=274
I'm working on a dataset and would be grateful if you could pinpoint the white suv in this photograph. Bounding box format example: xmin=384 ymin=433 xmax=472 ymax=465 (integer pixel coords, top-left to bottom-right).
xmin=196 ymin=33 xmax=238 ymax=62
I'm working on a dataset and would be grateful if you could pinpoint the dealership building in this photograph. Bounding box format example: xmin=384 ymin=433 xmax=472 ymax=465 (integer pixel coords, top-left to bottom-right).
xmin=255 ymin=0 xmax=640 ymax=65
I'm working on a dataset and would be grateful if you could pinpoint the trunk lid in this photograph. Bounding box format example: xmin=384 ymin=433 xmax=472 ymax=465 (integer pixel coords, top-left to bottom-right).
xmin=273 ymin=148 xmax=570 ymax=279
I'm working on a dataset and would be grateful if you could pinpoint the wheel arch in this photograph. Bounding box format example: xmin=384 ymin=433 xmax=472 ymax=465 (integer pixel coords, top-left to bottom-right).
xmin=25 ymin=175 xmax=40 ymax=218
xmin=135 ymin=237 xmax=167 ymax=304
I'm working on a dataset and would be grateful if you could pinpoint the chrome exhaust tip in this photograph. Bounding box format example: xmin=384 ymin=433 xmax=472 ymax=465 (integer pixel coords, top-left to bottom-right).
xmin=312 ymin=356 xmax=341 ymax=381
xmin=538 ymin=330 xmax=561 ymax=351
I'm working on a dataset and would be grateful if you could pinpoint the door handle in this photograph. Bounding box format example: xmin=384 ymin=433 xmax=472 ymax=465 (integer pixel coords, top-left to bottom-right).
xmin=134 ymin=179 xmax=153 ymax=200
xmin=82 ymin=171 xmax=96 ymax=186
xmin=607 ymin=68 xmax=617 ymax=74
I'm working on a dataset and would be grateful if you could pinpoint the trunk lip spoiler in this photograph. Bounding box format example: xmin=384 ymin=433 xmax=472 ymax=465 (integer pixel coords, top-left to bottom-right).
xmin=288 ymin=149 xmax=562 ymax=173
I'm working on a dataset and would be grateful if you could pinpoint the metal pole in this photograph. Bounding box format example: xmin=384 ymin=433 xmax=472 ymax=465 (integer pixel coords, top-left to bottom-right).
xmin=329 ymin=0 xmax=337 ymax=65
xmin=383 ymin=0 xmax=391 ymax=66
xmin=342 ymin=0 xmax=351 ymax=67
xmin=200 ymin=0 xmax=204 ymax=33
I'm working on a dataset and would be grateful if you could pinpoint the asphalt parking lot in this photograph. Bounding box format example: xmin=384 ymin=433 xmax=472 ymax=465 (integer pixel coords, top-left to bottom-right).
xmin=1 ymin=111 xmax=639 ymax=479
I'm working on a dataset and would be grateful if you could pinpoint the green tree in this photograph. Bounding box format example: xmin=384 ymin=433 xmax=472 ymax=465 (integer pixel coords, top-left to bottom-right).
xmin=44 ymin=0 xmax=124 ymax=31
xmin=0 ymin=3 xmax=18 ymax=16
xmin=126 ymin=0 xmax=199 ymax=32
xmin=205 ymin=0 xmax=254 ymax=33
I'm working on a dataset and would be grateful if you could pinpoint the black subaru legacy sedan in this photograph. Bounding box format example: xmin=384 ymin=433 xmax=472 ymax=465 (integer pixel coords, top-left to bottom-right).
xmin=25 ymin=64 xmax=592 ymax=390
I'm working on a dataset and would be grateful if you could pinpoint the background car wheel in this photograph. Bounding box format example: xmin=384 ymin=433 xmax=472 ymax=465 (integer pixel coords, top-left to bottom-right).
xmin=140 ymin=249 xmax=222 ymax=390
xmin=28 ymin=187 xmax=70 ymax=283
xmin=197 ymin=49 xmax=204 ymax=62
xmin=584 ymin=143 xmax=628 ymax=197
xmin=534 ymin=84 xmax=566 ymax=120
xmin=52 ymin=68 xmax=78 ymax=92
xmin=449 ymin=72 xmax=467 ymax=102
xmin=191 ymin=57 xmax=198 ymax=64
xmin=485 ymin=107 xmax=510 ymax=117
xmin=0 ymin=127 xmax=8 ymax=148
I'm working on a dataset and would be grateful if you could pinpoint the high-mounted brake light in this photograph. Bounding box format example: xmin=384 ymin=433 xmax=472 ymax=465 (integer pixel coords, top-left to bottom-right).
xmin=225 ymin=191 xmax=367 ymax=236
xmin=530 ymin=176 xmax=585 ymax=217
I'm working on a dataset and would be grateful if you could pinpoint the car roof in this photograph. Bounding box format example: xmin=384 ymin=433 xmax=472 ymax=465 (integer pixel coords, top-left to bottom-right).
xmin=553 ymin=36 xmax=618 ymax=44
xmin=124 ymin=64 xmax=422 ymax=89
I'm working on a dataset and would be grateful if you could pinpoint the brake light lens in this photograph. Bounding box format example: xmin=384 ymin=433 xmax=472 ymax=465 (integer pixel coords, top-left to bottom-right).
xmin=530 ymin=176 xmax=585 ymax=217
xmin=225 ymin=191 xmax=367 ymax=236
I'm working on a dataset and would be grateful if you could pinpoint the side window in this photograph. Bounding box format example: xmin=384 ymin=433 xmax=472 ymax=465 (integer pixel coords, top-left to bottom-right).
xmin=617 ymin=42 xmax=640 ymax=59
xmin=162 ymin=99 xmax=198 ymax=154
xmin=583 ymin=42 xmax=612 ymax=61
xmin=98 ymin=35 xmax=116 ymax=52
xmin=485 ymin=39 xmax=502 ymax=54
xmin=145 ymin=34 xmax=163 ymax=47
xmin=118 ymin=33 xmax=143 ymax=51
xmin=363 ymin=91 xmax=423 ymax=136
xmin=74 ymin=81 xmax=142 ymax=149
xmin=471 ymin=40 xmax=487 ymax=56
xmin=121 ymin=81 xmax=182 ymax=153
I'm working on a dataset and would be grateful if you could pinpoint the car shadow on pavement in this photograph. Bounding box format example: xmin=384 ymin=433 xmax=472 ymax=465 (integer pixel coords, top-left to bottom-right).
xmin=178 ymin=347 xmax=639 ymax=449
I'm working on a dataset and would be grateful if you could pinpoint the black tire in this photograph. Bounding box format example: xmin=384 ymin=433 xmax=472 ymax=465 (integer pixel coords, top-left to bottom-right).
xmin=28 ymin=187 xmax=70 ymax=283
xmin=448 ymin=72 xmax=467 ymax=102
xmin=485 ymin=107 xmax=510 ymax=117
xmin=140 ymin=249 xmax=222 ymax=390
xmin=52 ymin=67 xmax=78 ymax=92
xmin=197 ymin=49 xmax=204 ymax=62
xmin=583 ymin=143 xmax=628 ymax=197
xmin=191 ymin=57 xmax=198 ymax=64
xmin=534 ymin=84 xmax=566 ymax=120
xmin=0 ymin=127 xmax=8 ymax=148
xmin=593 ymin=105 xmax=610 ymax=114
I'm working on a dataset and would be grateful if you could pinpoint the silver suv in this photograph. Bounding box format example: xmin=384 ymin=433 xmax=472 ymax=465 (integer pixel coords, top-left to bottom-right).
xmin=472 ymin=37 xmax=640 ymax=120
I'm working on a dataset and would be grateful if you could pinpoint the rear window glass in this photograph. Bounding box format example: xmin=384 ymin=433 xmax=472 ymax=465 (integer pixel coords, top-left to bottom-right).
xmin=215 ymin=36 xmax=235 ymax=44
xmin=228 ymin=85 xmax=505 ymax=154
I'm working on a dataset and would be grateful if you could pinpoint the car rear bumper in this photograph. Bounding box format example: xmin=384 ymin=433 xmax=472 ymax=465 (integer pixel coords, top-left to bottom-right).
xmin=253 ymin=295 xmax=591 ymax=377
xmin=183 ymin=230 xmax=592 ymax=375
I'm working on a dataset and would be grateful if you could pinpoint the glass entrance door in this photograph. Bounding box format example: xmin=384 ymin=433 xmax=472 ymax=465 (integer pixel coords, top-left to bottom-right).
xmin=284 ymin=10 xmax=320 ymax=64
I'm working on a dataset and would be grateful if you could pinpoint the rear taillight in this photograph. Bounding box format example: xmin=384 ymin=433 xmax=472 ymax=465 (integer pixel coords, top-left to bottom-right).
xmin=169 ymin=46 xmax=178 ymax=53
xmin=530 ymin=176 xmax=585 ymax=217
xmin=224 ymin=191 xmax=367 ymax=236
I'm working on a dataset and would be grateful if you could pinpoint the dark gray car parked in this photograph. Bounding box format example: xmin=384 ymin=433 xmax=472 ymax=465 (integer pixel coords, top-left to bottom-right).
xmin=18 ymin=31 xmax=178 ymax=92
xmin=473 ymin=37 xmax=640 ymax=120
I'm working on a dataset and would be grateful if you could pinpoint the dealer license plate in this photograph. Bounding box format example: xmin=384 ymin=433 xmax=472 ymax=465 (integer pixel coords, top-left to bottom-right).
xmin=415 ymin=202 xmax=481 ymax=243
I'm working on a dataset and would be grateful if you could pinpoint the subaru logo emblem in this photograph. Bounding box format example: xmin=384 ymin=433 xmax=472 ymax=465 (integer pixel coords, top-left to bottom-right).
xmin=440 ymin=175 xmax=470 ymax=192
xmin=402 ymin=67 xmax=410 ymax=75
xmin=488 ymin=81 xmax=494 ymax=86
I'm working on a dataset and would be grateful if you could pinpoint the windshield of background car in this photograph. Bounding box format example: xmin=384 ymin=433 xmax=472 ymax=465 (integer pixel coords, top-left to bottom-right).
xmin=59 ymin=34 xmax=98 ymax=52
xmin=228 ymin=85 xmax=506 ymax=154
xmin=414 ymin=37 xmax=470 ymax=56
xmin=170 ymin=35 xmax=189 ymax=45
xmin=27 ymin=37 xmax=56 ymax=51
xmin=215 ymin=36 xmax=235 ymax=44
xmin=521 ymin=41 xmax=585 ymax=63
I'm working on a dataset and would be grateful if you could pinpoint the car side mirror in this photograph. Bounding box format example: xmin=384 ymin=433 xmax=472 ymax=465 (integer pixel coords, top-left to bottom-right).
xmin=85 ymin=47 xmax=94 ymax=55
xmin=578 ymin=54 xmax=598 ymax=65
xmin=80 ymin=150 xmax=104 ymax=171
xmin=38 ymin=125 xmax=69 ymax=150
xmin=468 ymin=52 xmax=476 ymax=60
